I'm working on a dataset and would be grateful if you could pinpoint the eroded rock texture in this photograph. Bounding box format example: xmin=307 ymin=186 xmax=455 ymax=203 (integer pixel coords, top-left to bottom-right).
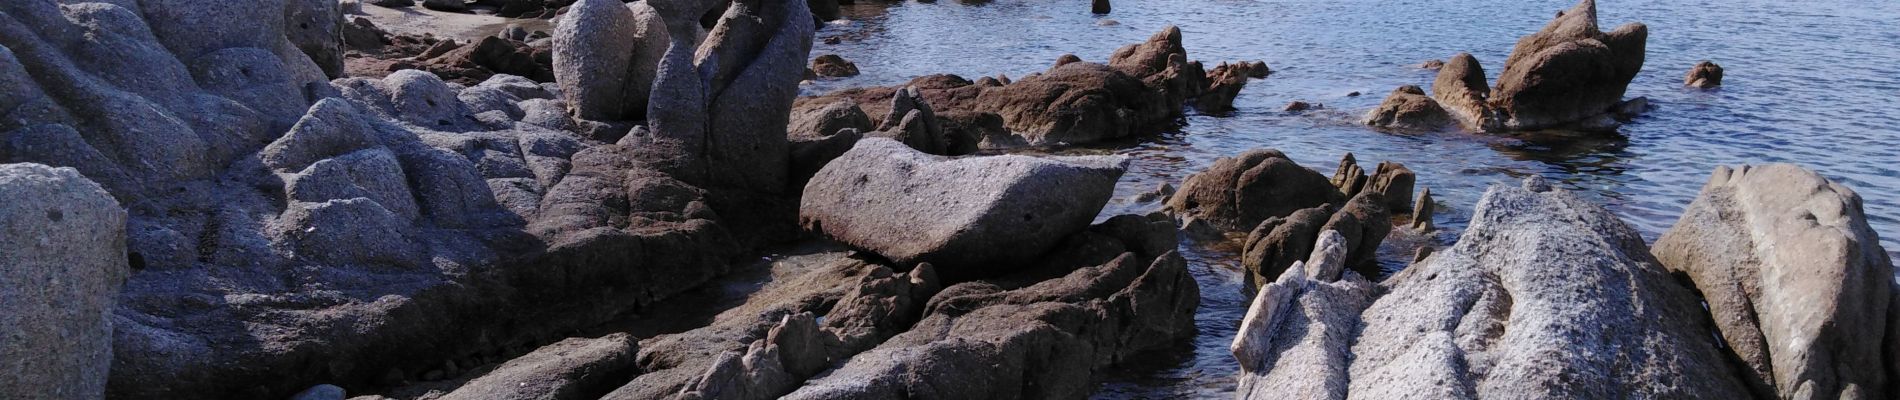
xmin=1654 ymin=164 xmax=1898 ymax=399
xmin=1423 ymin=0 xmax=1646 ymax=132
xmin=1233 ymin=177 xmax=1753 ymax=399
xmin=0 ymin=1 xmax=766 ymax=397
xmin=793 ymin=26 xmax=1226 ymax=150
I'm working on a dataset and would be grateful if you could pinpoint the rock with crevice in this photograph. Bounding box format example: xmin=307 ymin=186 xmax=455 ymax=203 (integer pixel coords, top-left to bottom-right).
xmin=1362 ymin=85 xmax=1450 ymax=131
xmin=438 ymin=334 xmax=640 ymax=400
xmin=1653 ymin=164 xmax=1897 ymax=399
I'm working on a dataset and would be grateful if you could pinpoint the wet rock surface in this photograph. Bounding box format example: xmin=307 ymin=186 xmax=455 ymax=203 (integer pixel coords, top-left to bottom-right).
xmin=1685 ymin=60 xmax=1724 ymax=88
xmin=1361 ymin=85 xmax=1450 ymax=131
xmin=1653 ymin=164 xmax=1898 ymax=399
xmin=1165 ymin=148 xmax=1340 ymax=232
xmin=1404 ymin=0 xmax=1646 ymax=132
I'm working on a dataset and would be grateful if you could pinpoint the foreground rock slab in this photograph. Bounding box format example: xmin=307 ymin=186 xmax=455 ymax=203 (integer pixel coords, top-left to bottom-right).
xmin=0 ymin=164 xmax=127 ymax=400
xmin=1654 ymin=164 xmax=1898 ymax=399
xmin=1234 ymin=177 xmax=1752 ymax=399
xmin=801 ymin=138 xmax=1127 ymax=279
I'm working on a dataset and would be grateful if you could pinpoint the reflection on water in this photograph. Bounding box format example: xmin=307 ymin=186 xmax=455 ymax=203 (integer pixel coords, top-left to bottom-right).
xmin=801 ymin=0 xmax=1900 ymax=396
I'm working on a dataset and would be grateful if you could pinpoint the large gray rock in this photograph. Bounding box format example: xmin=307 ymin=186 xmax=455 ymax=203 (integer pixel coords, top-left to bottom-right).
xmin=1653 ymin=164 xmax=1897 ymax=399
xmin=551 ymin=0 xmax=669 ymax=121
xmin=0 ymin=163 xmax=127 ymax=400
xmin=1232 ymin=240 xmax=1373 ymax=400
xmin=800 ymin=138 xmax=1126 ymax=278
xmin=640 ymin=0 xmax=811 ymax=193
xmin=1165 ymin=149 xmax=1341 ymax=232
xmin=1361 ymin=85 xmax=1449 ymax=131
xmin=1342 ymin=177 xmax=1749 ymax=398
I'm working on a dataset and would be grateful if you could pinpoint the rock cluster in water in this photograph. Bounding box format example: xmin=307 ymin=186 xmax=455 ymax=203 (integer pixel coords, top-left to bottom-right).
xmin=1364 ymin=0 xmax=1648 ymax=133
xmin=795 ymin=26 xmax=1264 ymax=151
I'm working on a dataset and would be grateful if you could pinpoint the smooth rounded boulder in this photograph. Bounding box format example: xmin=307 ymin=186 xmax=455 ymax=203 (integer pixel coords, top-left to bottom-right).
xmin=1165 ymin=148 xmax=1341 ymax=232
xmin=1 ymin=163 xmax=128 ymax=399
xmin=1653 ymin=164 xmax=1896 ymax=399
xmin=799 ymin=138 xmax=1128 ymax=279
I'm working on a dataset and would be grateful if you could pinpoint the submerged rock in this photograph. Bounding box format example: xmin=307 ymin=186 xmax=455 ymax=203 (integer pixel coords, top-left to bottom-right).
xmin=811 ymin=54 xmax=860 ymax=77
xmin=1234 ymin=177 xmax=1754 ymax=399
xmin=1198 ymin=61 xmax=1253 ymax=112
xmin=0 ymin=164 xmax=127 ymax=400
xmin=1361 ymin=85 xmax=1450 ymax=131
xmin=800 ymin=138 xmax=1127 ymax=278
xmin=1685 ymin=60 xmax=1723 ymax=88
xmin=1653 ymin=164 xmax=1897 ymax=399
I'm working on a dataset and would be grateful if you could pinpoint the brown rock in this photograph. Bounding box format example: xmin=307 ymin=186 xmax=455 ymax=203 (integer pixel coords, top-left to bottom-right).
xmin=1361 ymin=85 xmax=1451 ymax=131
xmin=1241 ymin=205 xmax=1336 ymax=287
xmin=1165 ymin=149 xmax=1341 ymax=232
xmin=1685 ymin=60 xmax=1723 ymax=88
xmin=1487 ymin=0 xmax=1647 ymax=131
xmin=810 ymin=54 xmax=860 ymax=77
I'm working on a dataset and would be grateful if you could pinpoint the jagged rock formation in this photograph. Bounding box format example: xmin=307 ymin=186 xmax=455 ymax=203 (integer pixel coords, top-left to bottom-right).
xmin=1233 ymin=177 xmax=1754 ymax=399
xmin=1417 ymin=0 xmax=1646 ymax=132
xmin=793 ymin=26 xmax=1231 ymax=150
xmin=0 ymin=164 xmax=127 ymax=400
xmin=800 ymin=137 xmax=1128 ymax=279
xmin=1653 ymin=164 xmax=1899 ymax=399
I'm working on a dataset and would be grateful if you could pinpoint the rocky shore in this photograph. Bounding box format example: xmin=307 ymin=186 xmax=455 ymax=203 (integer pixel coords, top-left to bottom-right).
xmin=1 ymin=0 xmax=1894 ymax=399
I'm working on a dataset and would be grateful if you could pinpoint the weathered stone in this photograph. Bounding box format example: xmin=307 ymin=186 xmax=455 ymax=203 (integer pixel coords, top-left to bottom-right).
xmin=1240 ymin=205 xmax=1335 ymax=287
xmin=1365 ymin=161 xmax=1414 ymax=212
xmin=1166 ymin=149 xmax=1341 ymax=233
xmin=801 ymin=138 xmax=1126 ymax=278
xmin=1346 ymin=177 xmax=1750 ymax=398
xmin=1430 ymin=52 xmax=1493 ymax=130
xmin=1653 ymin=164 xmax=1896 ymax=399
xmin=1685 ymin=60 xmax=1723 ymax=88
xmin=439 ymin=334 xmax=639 ymax=400
xmin=1486 ymin=0 xmax=1647 ymax=131
xmin=0 ymin=163 xmax=127 ymax=400
xmin=810 ymin=54 xmax=859 ymax=77
xmin=1362 ymin=85 xmax=1450 ymax=131
xmin=1410 ymin=187 xmax=1435 ymax=232
xmin=1320 ymin=191 xmax=1390 ymax=269
xmin=551 ymin=0 xmax=667 ymax=121
xmin=1330 ymin=153 xmax=1367 ymax=199
xmin=1198 ymin=61 xmax=1252 ymax=112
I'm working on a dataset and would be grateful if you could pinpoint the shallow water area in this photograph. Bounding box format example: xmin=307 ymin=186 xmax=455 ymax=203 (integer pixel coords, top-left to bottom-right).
xmin=801 ymin=0 xmax=1900 ymax=397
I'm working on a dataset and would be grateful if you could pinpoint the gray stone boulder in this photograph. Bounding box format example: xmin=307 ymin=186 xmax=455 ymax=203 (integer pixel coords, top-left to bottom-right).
xmin=1233 ymin=237 xmax=1373 ymax=400
xmin=1653 ymin=164 xmax=1897 ymax=399
xmin=1685 ymin=60 xmax=1723 ymax=88
xmin=1361 ymin=85 xmax=1450 ymax=131
xmin=800 ymin=137 xmax=1127 ymax=278
xmin=641 ymin=0 xmax=811 ymax=194
xmin=439 ymin=333 xmax=640 ymax=400
xmin=1165 ymin=149 xmax=1341 ymax=232
xmin=0 ymin=164 xmax=127 ymax=400
xmin=551 ymin=0 xmax=669 ymax=121
xmin=1236 ymin=176 xmax=1756 ymax=399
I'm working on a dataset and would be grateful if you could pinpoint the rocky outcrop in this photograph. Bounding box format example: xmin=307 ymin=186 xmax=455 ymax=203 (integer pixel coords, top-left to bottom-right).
xmin=551 ymin=0 xmax=669 ymax=121
xmin=1198 ymin=61 xmax=1254 ymax=112
xmin=810 ymin=54 xmax=859 ymax=77
xmin=1653 ymin=164 xmax=1897 ymax=399
xmin=1165 ymin=149 xmax=1340 ymax=232
xmin=1233 ymin=177 xmax=1754 ymax=399
xmin=1240 ymin=205 xmax=1334 ymax=286
xmin=1361 ymin=85 xmax=1450 ymax=131
xmin=800 ymin=138 xmax=1127 ymax=279
xmin=1423 ymin=0 xmax=1646 ymax=132
xmin=794 ymin=26 xmax=1220 ymax=150
xmin=0 ymin=164 xmax=127 ymax=400
xmin=782 ymin=215 xmax=1197 ymax=400
xmin=640 ymin=0 xmax=814 ymax=194
xmin=1685 ymin=60 xmax=1723 ymax=88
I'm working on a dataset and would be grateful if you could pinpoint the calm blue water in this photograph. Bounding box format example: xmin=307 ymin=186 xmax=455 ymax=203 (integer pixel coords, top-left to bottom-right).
xmin=803 ymin=0 xmax=1900 ymax=397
